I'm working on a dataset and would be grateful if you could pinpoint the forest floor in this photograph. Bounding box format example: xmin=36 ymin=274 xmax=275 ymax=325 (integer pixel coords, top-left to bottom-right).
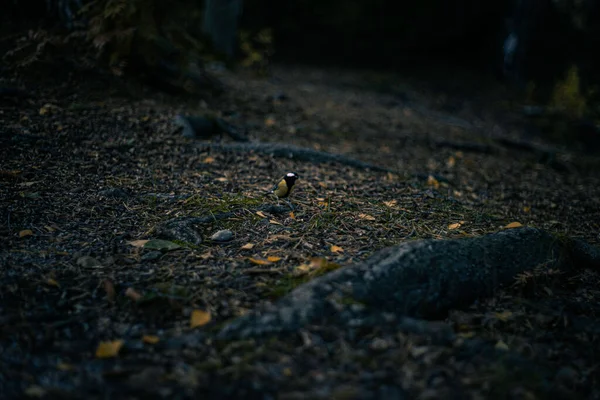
xmin=1 ymin=63 xmax=600 ymax=399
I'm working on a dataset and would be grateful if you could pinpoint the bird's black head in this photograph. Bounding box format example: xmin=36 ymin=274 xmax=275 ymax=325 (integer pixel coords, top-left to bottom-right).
xmin=284 ymin=172 xmax=298 ymax=187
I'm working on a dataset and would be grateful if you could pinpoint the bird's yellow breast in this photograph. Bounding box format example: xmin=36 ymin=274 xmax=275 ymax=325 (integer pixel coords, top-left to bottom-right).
xmin=273 ymin=179 xmax=290 ymax=198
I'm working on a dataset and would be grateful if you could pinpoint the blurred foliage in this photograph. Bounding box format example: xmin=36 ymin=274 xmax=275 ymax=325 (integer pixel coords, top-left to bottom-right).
xmin=2 ymin=0 xmax=222 ymax=91
xmin=239 ymin=28 xmax=273 ymax=76
xmin=79 ymin=0 xmax=212 ymax=75
xmin=550 ymin=65 xmax=587 ymax=119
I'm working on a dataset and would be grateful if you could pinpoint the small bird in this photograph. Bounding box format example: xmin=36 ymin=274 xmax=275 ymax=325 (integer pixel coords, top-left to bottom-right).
xmin=269 ymin=172 xmax=299 ymax=209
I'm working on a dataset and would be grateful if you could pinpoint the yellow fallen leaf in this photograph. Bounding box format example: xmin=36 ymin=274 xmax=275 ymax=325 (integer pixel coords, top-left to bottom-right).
xmin=142 ymin=335 xmax=160 ymax=344
xmin=267 ymin=256 xmax=282 ymax=262
xmin=269 ymin=219 xmax=282 ymax=225
xmin=289 ymin=211 xmax=296 ymax=219
xmin=318 ymin=181 xmax=328 ymax=188
xmin=95 ymin=340 xmax=124 ymax=358
xmin=265 ymin=117 xmax=276 ymax=127
xmin=383 ymin=200 xmax=397 ymax=207
xmin=128 ymin=239 xmax=149 ymax=248
xmin=25 ymin=385 xmax=46 ymax=397
xmin=358 ymin=213 xmax=376 ymax=221
xmin=190 ymin=309 xmax=211 ymax=328
xmin=293 ymin=258 xmax=341 ymax=277
xmin=240 ymin=243 xmax=255 ymax=250
xmin=256 ymin=211 xmax=267 ymax=218
xmin=427 ymin=175 xmax=440 ymax=189
xmin=46 ymin=278 xmax=60 ymax=288
xmin=57 ymin=362 xmax=74 ymax=371
xmin=523 ymin=206 xmax=531 ymax=213
xmin=203 ymin=156 xmax=215 ymax=164
xmin=495 ymin=311 xmax=513 ymax=321
xmin=330 ymin=245 xmax=344 ymax=253
xmin=448 ymin=222 xmax=462 ymax=230
xmin=19 ymin=229 xmax=33 ymax=238
xmin=215 ymin=177 xmax=228 ymax=182
xmin=44 ymin=225 xmax=56 ymax=232
xmin=495 ymin=340 xmax=509 ymax=351
xmin=504 ymin=222 xmax=523 ymax=229
xmin=447 ymin=156 xmax=456 ymax=168
xmin=248 ymin=257 xmax=271 ymax=265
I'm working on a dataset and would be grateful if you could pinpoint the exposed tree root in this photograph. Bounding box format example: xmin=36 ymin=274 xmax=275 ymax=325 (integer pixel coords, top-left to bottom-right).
xmin=218 ymin=227 xmax=600 ymax=339
xmin=196 ymin=141 xmax=394 ymax=172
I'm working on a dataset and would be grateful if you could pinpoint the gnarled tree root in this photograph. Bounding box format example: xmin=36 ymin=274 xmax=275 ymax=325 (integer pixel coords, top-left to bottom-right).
xmin=218 ymin=227 xmax=600 ymax=339
xmin=196 ymin=142 xmax=394 ymax=173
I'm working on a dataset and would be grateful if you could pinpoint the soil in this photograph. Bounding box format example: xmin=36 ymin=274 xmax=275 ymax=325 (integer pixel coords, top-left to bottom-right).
xmin=1 ymin=63 xmax=600 ymax=399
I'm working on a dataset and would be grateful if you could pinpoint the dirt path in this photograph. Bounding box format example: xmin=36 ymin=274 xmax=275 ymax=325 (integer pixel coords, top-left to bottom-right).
xmin=1 ymin=65 xmax=599 ymax=399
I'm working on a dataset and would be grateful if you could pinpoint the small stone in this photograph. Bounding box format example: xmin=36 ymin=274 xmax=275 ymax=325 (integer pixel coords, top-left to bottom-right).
xmin=211 ymin=229 xmax=233 ymax=242
xmin=142 ymin=251 xmax=162 ymax=261
xmin=555 ymin=366 xmax=579 ymax=387
xmin=76 ymin=255 xmax=102 ymax=268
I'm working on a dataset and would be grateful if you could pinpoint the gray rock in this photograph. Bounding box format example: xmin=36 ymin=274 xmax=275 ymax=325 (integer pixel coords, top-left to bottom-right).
xmin=76 ymin=255 xmax=102 ymax=268
xmin=211 ymin=229 xmax=233 ymax=242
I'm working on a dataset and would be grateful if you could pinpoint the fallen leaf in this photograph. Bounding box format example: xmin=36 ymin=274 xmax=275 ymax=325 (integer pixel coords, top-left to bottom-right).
xmin=215 ymin=177 xmax=228 ymax=182
xmin=143 ymin=239 xmax=181 ymax=251
xmin=18 ymin=181 xmax=37 ymax=187
xmin=95 ymin=340 xmax=124 ymax=358
xmin=256 ymin=211 xmax=267 ymax=218
xmin=46 ymin=278 xmax=60 ymax=288
xmin=56 ymin=362 xmax=74 ymax=371
xmin=330 ymin=245 xmax=344 ymax=253
xmin=19 ymin=229 xmax=33 ymax=238
xmin=265 ymin=117 xmax=276 ymax=127
xmin=447 ymin=156 xmax=456 ymax=168
xmin=293 ymin=258 xmax=341 ymax=277
xmin=269 ymin=219 xmax=282 ymax=225
xmin=495 ymin=340 xmax=509 ymax=351
xmin=103 ymin=279 xmax=116 ymax=302
xmin=44 ymin=225 xmax=56 ymax=232
xmin=24 ymin=385 xmax=46 ymax=397
xmin=358 ymin=213 xmax=376 ymax=221
xmin=125 ymin=287 xmax=142 ymax=302
xmin=318 ymin=181 xmax=327 ymax=188
xmin=289 ymin=211 xmax=296 ymax=219
xmin=448 ymin=222 xmax=462 ymax=230
xmin=190 ymin=309 xmax=211 ymax=328
xmin=523 ymin=206 xmax=531 ymax=213
xmin=427 ymin=175 xmax=440 ymax=189
xmin=203 ymin=156 xmax=215 ymax=164
xmin=504 ymin=222 xmax=523 ymax=229
xmin=39 ymin=103 xmax=61 ymax=115
xmin=267 ymin=256 xmax=282 ymax=262
xmin=383 ymin=200 xmax=397 ymax=207
xmin=142 ymin=335 xmax=160 ymax=344
xmin=128 ymin=239 xmax=149 ymax=248
xmin=495 ymin=310 xmax=513 ymax=321
xmin=240 ymin=243 xmax=255 ymax=250
xmin=248 ymin=257 xmax=271 ymax=265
